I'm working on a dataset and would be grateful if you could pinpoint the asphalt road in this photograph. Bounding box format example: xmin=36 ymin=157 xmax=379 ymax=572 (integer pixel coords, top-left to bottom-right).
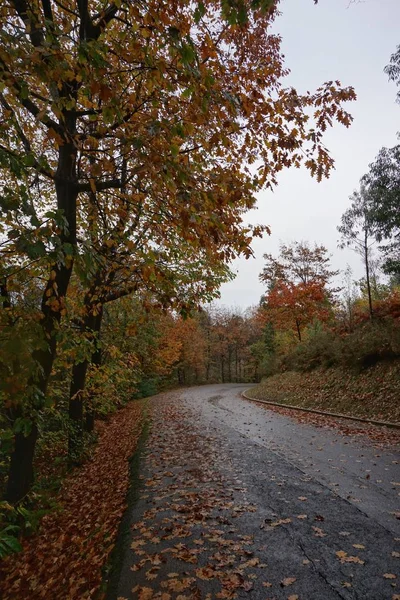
xmin=111 ymin=384 xmax=400 ymax=600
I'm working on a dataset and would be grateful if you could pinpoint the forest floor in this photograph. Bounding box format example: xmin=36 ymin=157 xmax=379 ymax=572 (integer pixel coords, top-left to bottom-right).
xmin=248 ymin=361 xmax=400 ymax=425
xmin=0 ymin=399 xmax=145 ymax=600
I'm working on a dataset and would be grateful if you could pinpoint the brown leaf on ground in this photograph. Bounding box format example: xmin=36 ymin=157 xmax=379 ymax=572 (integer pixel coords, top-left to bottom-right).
xmin=336 ymin=551 xmax=364 ymax=565
xmin=0 ymin=402 xmax=144 ymax=600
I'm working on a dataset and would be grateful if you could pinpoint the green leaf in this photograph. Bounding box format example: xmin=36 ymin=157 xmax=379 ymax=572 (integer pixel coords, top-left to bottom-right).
xmin=19 ymin=81 xmax=29 ymax=100
xmin=179 ymin=42 xmax=196 ymax=65
xmin=24 ymin=154 xmax=36 ymax=167
xmin=171 ymin=144 xmax=180 ymax=157
xmin=194 ymin=2 xmax=206 ymax=23
xmin=13 ymin=417 xmax=33 ymax=437
xmin=0 ymin=533 xmax=22 ymax=557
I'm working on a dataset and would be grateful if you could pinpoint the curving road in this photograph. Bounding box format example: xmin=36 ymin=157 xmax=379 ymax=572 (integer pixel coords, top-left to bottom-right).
xmin=111 ymin=383 xmax=400 ymax=600
xmin=190 ymin=384 xmax=400 ymax=537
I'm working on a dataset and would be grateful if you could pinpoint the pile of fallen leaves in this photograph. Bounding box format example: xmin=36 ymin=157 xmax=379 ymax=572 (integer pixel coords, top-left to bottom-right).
xmin=0 ymin=400 xmax=144 ymax=600
xmin=249 ymin=361 xmax=400 ymax=424
xmin=120 ymin=398 xmax=276 ymax=600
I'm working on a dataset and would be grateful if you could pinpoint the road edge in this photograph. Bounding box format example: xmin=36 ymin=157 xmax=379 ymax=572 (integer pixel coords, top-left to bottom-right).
xmin=242 ymin=390 xmax=400 ymax=430
xmin=103 ymin=409 xmax=151 ymax=600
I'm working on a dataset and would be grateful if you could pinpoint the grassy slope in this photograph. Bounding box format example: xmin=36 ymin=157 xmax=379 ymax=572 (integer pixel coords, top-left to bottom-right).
xmin=249 ymin=361 xmax=400 ymax=424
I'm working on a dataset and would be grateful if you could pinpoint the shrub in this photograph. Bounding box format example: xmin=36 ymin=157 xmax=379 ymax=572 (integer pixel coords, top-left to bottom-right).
xmin=281 ymin=317 xmax=400 ymax=373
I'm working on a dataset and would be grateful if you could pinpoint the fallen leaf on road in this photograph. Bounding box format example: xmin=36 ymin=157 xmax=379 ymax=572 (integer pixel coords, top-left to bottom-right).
xmin=281 ymin=577 xmax=296 ymax=587
xmin=270 ymin=518 xmax=292 ymax=527
xmin=132 ymin=586 xmax=154 ymax=600
xmin=195 ymin=566 xmax=216 ymax=580
xmin=242 ymin=581 xmax=254 ymax=591
xmin=312 ymin=526 xmax=326 ymax=538
xmin=336 ymin=551 xmax=364 ymax=564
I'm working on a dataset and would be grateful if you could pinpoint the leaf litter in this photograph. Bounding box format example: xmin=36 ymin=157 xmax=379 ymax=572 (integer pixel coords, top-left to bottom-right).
xmin=0 ymin=401 xmax=144 ymax=600
xmin=121 ymin=394 xmax=306 ymax=599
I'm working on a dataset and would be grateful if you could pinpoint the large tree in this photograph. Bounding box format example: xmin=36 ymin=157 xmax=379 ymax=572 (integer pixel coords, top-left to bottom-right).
xmin=260 ymin=241 xmax=339 ymax=288
xmin=0 ymin=0 xmax=355 ymax=501
xmin=338 ymin=185 xmax=377 ymax=320
xmin=259 ymin=241 xmax=338 ymax=341
xmin=362 ymin=145 xmax=400 ymax=277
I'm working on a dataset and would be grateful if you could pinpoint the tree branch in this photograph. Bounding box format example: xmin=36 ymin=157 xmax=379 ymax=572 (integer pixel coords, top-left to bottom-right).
xmin=41 ymin=0 xmax=54 ymax=22
xmin=11 ymin=0 xmax=45 ymax=47
xmin=0 ymin=58 xmax=63 ymax=134
xmin=77 ymin=178 xmax=122 ymax=192
xmin=0 ymin=93 xmax=31 ymax=154
xmin=0 ymin=143 xmax=55 ymax=180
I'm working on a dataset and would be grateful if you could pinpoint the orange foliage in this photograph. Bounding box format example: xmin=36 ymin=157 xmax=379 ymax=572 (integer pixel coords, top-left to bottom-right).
xmin=0 ymin=402 xmax=144 ymax=600
xmin=263 ymin=281 xmax=333 ymax=341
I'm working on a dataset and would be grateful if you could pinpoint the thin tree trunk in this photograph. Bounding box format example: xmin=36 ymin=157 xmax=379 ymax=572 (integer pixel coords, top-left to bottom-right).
xmin=235 ymin=347 xmax=239 ymax=382
xmin=68 ymin=307 xmax=103 ymax=457
xmin=295 ymin=319 xmax=302 ymax=342
xmin=364 ymin=236 xmax=373 ymax=319
xmin=85 ymin=310 xmax=103 ymax=433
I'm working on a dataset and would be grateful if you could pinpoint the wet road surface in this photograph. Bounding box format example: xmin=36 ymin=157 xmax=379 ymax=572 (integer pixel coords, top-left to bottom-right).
xmin=111 ymin=384 xmax=400 ymax=600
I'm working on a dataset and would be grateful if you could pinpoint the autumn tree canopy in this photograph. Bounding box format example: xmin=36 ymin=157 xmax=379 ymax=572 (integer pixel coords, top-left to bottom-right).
xmin=259 ymin=242 xmax=338 ymax=341
xmin=0 ymin=0 xmax=355 ymax=502
xmin=260 ymin=241 xmax=339 ymax=287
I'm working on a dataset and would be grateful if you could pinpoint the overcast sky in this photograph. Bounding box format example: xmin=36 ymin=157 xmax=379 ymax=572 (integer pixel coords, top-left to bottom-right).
xmin=217 ymin=0 xmax=400 ymax=309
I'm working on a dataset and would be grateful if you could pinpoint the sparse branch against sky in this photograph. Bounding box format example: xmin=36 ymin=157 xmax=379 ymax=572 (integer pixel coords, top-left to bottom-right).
xmin=218 ymin=0 xmax=400 ymax=308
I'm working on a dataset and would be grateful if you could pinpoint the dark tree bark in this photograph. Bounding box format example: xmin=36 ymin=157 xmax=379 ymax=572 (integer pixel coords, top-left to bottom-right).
xmin=295 ymin=318 xmax=302 ymax=342
xmin=68 ymin=307 xmax=103 ymax=458
xmin=6 ymin=113 xmax=78 ymax=502
xmin=85 ymin=314 xmax=102 ymax=433
xmin=6 ymin=421 xmax=38 ymax=504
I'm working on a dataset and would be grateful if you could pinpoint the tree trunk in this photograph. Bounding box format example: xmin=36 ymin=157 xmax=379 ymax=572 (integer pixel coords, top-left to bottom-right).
xmin=364 ymin=236 xmax=373 ymax=319
xmin=68 ymin=307 xmax=103 ymax=457
xmin=295 ymin=319 xmax=302 ymax=342
xmin=68 ymin=359 xmax=88 ymax=460
xmin=6 ymin=423 xmax=38 ymax=504
xmin=85 ymin=311 xmax=103 ymax=433
xmin=5 ymin=133 xmax=78 ymax=502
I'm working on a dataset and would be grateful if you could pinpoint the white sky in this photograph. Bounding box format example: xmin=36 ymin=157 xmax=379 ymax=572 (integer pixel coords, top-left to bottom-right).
xmin=217 ymin=0 xmax=400 ymax=309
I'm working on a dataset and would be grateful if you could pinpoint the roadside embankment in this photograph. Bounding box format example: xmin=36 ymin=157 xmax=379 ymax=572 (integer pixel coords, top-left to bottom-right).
xmin=248 ymin=361 xmax=400 ymax=425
